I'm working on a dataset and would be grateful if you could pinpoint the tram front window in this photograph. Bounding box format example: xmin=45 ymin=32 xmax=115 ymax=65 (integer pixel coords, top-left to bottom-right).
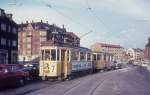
xmin=45 ymin=50 xmax=50 ymax=60
xmin=41 ymin=50 xmax=44 ymax=60
xmin=51 ymin=49 xmax=56 ymax=61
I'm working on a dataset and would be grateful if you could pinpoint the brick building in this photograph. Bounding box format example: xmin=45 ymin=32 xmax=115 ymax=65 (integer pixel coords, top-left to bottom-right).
xmin=91 ymin=43 xmax=125 ymax=61
xmin=18 ymin=21 xmax=80 ymax=63
xmin=0 ymin=8 xmax=18 ymax=64
xmin=145 ymin=38 xmax=150 ymax=61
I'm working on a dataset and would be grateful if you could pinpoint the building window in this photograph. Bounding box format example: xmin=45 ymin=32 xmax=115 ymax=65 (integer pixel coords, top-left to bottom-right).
xmin=13 ymin=27 xmax=17 ymax=34
xmin=27 ymin=50 xmax=31 ymax=55
xmin=1 ymin=38 xmax=6 ymax=45
xmin=0 ymin=51 xmax=8 ymax=64
xmin=40 ymin=31 xmax=46 ymax=36
xmin=11 ymin=51 xmax=17 ymax=64
xmin=8 ymin=26 xmax=11 ymax=32
xmin=8 ymin=40 xmax=11 ymax=46
xmin=40 ymin=37 xmax=46 ymax=42
xmin=1 ymin=23 xmax=6 ymax=31
xmin=26 ymin=37 xmax=31 ymax=43
xmin=12 ymin=40 xmax=17 ymax=47
xmin=27 ymin=44 xmax=31 ymax=49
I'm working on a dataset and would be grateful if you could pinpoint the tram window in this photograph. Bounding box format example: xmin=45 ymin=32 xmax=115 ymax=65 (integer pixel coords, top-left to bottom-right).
xmin=51 ymin=49 xmax=56 ymax=61
xmin=41 ymin=50 xmax=44 ymax=60
xmin=61 ymin=50 xmax=65 ymax=61
xmin=57 ymin=49 xmax=60 ymax=61
xmin=104 ymin=54 xmax=107 ymax=61
xmin=87 ymin=53 xmax=91 ymax=61
xmin=97 ymin=54 xmax=101 ymax=60
xmin=45 ymin=50 xmax=50 ymax=60
xmin=67 ymin=50 xmax=69 ymax=61
xmin=71 ymin=51 xmax=78 ymax=60
xmin=80 ymin=52 xmax=85 ymax=61
xmin=93 ymin=54 xmax=97 ymax=61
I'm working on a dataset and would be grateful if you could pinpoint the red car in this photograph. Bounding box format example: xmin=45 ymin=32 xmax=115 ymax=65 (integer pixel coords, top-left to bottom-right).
xmin=0 ymin=64 xmax=29 ymax=88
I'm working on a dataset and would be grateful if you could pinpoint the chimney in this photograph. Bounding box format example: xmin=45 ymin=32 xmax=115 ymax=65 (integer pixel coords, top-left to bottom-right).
xmin=21 ymin=21 xmax=23 ymax=24
xmin=62 ymin=24 xmax=65 ymax=29
xmin=26 ymin=21 xmax=28 ymax=24
xmin=149 ymin=37 xmax=150 ymax=44
xmin=40 ymin=20 xmax=43 ymax=23
xmin=31 ymin=20 xmax=34 ymax=23
xmin=46 ymin=21 xmax=48 ymax=24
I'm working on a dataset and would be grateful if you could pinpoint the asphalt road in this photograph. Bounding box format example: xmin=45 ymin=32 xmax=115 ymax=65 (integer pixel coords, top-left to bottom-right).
xmin=1 ymin=65 xmax=150 ymax=95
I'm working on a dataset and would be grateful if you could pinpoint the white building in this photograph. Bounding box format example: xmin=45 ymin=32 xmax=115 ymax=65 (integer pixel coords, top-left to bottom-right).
xmin=126 ymin=48 xmax=144 ymax=61
xmin=91 ymin=43 xmax=125 ymax=61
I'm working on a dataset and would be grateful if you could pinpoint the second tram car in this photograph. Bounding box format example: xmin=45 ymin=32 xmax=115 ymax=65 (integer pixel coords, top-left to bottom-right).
xmin=39 ymin=44 xmax=93 ymax=80
xmin=92 ymin=52 xmax=114 ymax=72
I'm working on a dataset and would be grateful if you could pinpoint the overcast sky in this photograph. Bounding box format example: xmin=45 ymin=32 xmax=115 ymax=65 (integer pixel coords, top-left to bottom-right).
xmin=0 ymin=0 xmax=150 ymax=48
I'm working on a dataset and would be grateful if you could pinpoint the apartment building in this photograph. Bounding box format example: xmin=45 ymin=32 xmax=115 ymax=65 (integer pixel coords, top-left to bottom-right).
xmin=91 ymin=43 xmax=124 ymax=61
xmin=18 ymin=21 xmax=80 ymax=63
xmin=0 ymin=8 xmax=18 ymax=64
xmin=145 ymin=38 xmax=150 ymax=61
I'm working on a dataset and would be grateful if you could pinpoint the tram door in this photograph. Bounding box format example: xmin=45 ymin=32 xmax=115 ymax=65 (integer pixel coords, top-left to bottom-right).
xmin=61 ymin=49 xmax=70 ymax=78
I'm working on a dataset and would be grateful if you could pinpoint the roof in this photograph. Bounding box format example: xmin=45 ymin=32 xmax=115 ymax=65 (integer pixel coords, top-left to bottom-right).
xmin=132 ymin=48 xmax=144 ymax=52
xmin=41 ymin=42 xmax=90 ymax=51
xmin=92 ymin=42 xmax=123 ymax=48
xmin=67 ymin=32 xmax=80 ymax=39
xmin=18 ymin=21 xmax=66 ymax=32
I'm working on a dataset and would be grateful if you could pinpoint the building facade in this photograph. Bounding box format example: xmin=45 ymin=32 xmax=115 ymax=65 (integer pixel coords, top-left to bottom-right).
xmin=145 ymin=38 xmax=150 ymax=61
xmin=18 ymin=21 xmax=80 ymax=63
xmin=126 ymin=48 xmax=144 ymax=61
xmin=91 ymin=43 xmax=124 ymax=61
xmin=0 ymin=8 xmax=18 ymax=64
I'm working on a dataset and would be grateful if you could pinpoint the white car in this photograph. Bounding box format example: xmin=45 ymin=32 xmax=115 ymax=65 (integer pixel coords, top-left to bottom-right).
xmin=141 ymin=63 xmax=148 ymax=67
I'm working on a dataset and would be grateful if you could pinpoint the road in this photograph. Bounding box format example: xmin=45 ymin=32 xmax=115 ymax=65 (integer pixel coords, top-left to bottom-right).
xmin=1 ymin=65 xmax=150 ymax=95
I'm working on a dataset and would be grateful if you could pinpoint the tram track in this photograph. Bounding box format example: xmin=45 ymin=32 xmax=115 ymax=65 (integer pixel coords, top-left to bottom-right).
xmin=89 ymin=78 xmax=106 ymax=95
xmin=60 ymin=72 xmax=112 ymax=95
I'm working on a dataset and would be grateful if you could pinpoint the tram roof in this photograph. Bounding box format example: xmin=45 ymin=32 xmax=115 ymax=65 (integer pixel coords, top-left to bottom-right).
xmin=41 ymin=44 xmax=91 ymax=52
xmin=92 ymin=51 xmax=114 ymax=55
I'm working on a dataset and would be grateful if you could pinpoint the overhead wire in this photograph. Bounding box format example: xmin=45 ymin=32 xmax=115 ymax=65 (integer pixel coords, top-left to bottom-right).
xmin=40 ymin=0 xmax=94 ymax=38
xmin=85 ymin=0 xmax=112 ymax=33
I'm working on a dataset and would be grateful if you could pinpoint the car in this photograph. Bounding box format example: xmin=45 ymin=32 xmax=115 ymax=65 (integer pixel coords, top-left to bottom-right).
xmin=0 ymin=64 xmax=29 ymax=88
xmin=20 ymin=63 xmax=39 ymax=80
xmin=141 ymin=63 xmax=148 ymax=67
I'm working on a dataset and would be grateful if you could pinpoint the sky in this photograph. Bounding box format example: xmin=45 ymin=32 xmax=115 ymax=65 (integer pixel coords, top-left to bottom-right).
xmin=0 ymin=0 xmax=150 ymax=49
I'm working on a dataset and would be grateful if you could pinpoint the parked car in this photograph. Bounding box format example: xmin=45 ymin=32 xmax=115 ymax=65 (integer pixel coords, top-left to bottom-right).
xmin=141 ymin=63 xmax=148 ymax=68
xmin=20 ymin=63 xmax=39 ymax=80
xmin=0 ymin=64 xmax=29 ymax=88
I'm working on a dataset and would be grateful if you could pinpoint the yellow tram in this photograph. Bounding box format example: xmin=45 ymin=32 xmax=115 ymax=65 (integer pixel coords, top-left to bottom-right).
xmin=39 ymin=44 xmax=92 ymax=80
xmin=92 ymin=51 xmax=113 ymax=72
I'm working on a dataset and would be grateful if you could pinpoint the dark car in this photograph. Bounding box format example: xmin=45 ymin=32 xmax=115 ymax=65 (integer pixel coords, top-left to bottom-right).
xmin=21 ymin=63 xmax=39 ymax=80
xmin=0 ymin=64 xmax=29 ymax=88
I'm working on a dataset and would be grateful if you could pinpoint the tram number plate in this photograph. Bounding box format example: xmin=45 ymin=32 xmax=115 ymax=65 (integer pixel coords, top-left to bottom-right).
xmin=51 ymin=65 xmax=55 ymax=72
